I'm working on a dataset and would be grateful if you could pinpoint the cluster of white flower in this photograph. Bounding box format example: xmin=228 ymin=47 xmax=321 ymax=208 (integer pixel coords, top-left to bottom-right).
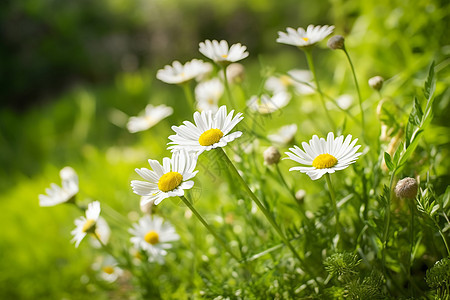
xmin=38 ymin=24 xmax=363 ymax=285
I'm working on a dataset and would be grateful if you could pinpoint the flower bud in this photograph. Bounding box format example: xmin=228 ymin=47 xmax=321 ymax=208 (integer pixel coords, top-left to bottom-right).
xmin=295 ymin=189 xmax=306 ymax=202
xmin=263 ymin=146 xmax=281 ymax=165
xmin=225 ymin=63 xmax=245 ymax=84
xmin=369 ymin=76 xmax=384 ymax=91
xmin=327 ymin=35 xmax=345 ymax=50
xmin=395 ymin=177 xmax=418 ymax=199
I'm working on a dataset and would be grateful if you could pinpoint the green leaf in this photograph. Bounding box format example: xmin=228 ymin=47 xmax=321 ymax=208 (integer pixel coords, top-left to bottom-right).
xmin=384 ymin=152 xmax=394 ymax=171
xmin=398 ymin=130 xmax=423 ymax=168
xmin=411 ymin=97 xmax=423 ymax=126
xmin=441 ymin=186 xmax=450 ymax=209
xmin=406 ymin=97 xmax=423 ymax=147
xmin=405 ymin=121 xmax=414 ymax=148
xmin=423 ymin=61 xmax=436 ymax=101
xmin=393 ymin=142 xmax=403 ymax=165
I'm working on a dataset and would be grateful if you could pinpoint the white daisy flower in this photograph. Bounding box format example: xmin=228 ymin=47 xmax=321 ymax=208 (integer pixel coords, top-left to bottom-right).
xmin=156 ymin=59 xmax=211 ymax=84
xmin=90 ymin=217 xmax=111 ymax=248
xmin=131 ymin=150 xmax=198 ymax=205
xmin=336 ymin=94 xmax=353 ymax=110
xmin=277 ymin=25 xmax=335 ymax=48
xmin=39 ymin=166 xmax=79 ymax=207
xmin=93 ymin=256 xmax=123 ymax=283
xmin=129 ymin=215 xmax=180 ymax=264
xmin=168 ymin=105 xmax=243 ymax=154
xmin=247 ymin=92 xmax=291 ymax=114
xmin=71 ymin=201 xmax=101 ymax=248
xmin=265 ymin=70 xmax=315 ymax=95
xmin=264 ymin=75 xmax=294 ymax=94
xmin=195 ymin=78 xmax=224 ymax=113
xmin=268 ymin=124 xmax=298 ymax=146
xmin=285 ymin=132 xmax=362 ymax=180
xmin=127 ymin=104 xmax=173 ymax=133
xmin=199 ymin=40 xmax=249 ymax=65
xmin=288 ymin=70 xmax=316 ymax=95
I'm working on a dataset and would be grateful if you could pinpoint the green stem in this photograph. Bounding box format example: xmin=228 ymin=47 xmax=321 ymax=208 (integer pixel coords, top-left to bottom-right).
xmin=304 ymin=49 xmax=336 ymax=130
xmin=218 ymin=148 xmax=312 ymax=273
xmin=179 ymin=195 xmax=240 ymax=262
xmin=408 ymin=199 xmax=415 ymax=297
xmin=382 ymin=169 xmax=396 ymax=272
xmin=182 ymin=82 xmax=195 ymax=112
xmin=343 ymin=47 xmax=365 ymax=138
xmin=289 ymin=77 xmax=360 ymax=124
xmin=325 ymin=173 xmax=340 ymax=238
xmin=222 ymin=67 xmax=236 ymax=108
xmin=274 ymin=164 xmax=310 ymax=223
xmin=432 ymin=218 xmax=450 ymax=256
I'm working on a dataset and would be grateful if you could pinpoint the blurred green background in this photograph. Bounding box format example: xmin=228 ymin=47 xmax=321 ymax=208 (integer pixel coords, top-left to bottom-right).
xmin=1 ymin=0 xmax=449 ymax=298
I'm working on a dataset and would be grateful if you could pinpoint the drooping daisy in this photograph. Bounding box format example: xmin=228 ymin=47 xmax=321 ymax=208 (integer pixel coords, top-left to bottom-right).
xmin=265 ymin=70 xmax=315 ymax=95
xmin=277 ymin=25 xmax=335 ymax=48
xmin=268 ymin=124 xmax=298 ymax=146
xmin=168 ymin=105 xmax=243 ymax=154
xmin=39 ymin=166 xmax=79 ymax=207
xmin=71 ymin=201 xmax=101 ymax=248
xmin=140 ymin=196 xmax=156 ymax=214
xmin=131 ymin=150 xmax=198 ymax=205
xmin=129 ymin=215 xmax=180 ymax=264
xmin=199 ymin=40 xmax=249 ymax=66
xmin=156 ymin=59 xmax=211 ymax=84
xmin=288 ymin=70 xmax=315 ymax=95
xmin=90 ymin=217 xmax=111 ymax=248
xmin=195 ymin=78 xmax=224 ymax=113
xmin=127 ymin=104 xmax=173 ymax=133
xmin=223 ymin=63 xmax=245 ymax=84
xmin=285 ymin=132 xmax=362 ymax=180
xmin=93 ymin=256 xmax=123 ymax=283
xmin=264 ymin=74 xmax=295 ymax=94
xmin=335 ymin=94 xmax=353 ymax=110
xmin=246 ymin=92 xmax=291 ymax=114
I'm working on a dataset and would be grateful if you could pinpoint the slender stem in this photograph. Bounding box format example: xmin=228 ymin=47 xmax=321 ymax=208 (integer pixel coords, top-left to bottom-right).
xmin=274 ymin=164 xmax=309 ymax=223
xmin=408 ymin=199 xmax=415 ymax=297
xmin=179 ymin=195 xmax=240 ymax=262
xmin=182 ymin=82 xmax=195 ymax=112
xmin=325 ymin=173 xmax=340 ymax=238
xmin=289 ymin=77 xmax=360 ymax=124
xmin=343 ymin=47 xmax=365 ymax=138
xmin=218 ymin=148 xmax=311 ymax=271
xmin=304 ymin=49 xmax=336 ymax=130
xmin=382 ymin=169 xmax=396 ymax=272
xmin=431 ymin=218 xmax=450 ymax=256
xmin=222 ymin=67 xmax=236 ymax=108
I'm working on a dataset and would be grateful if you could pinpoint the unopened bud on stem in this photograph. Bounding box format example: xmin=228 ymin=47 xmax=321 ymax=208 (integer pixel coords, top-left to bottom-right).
xmin=369 ymin=76 xmax=384 ymax=91
xmin=327 ymin=35 xmax=345 ymax=50
xmin=395 ymin=177 xmax=418 ymax=199
xmin=264 ymin=146 xmax=281 ymax=165
xmin=295 ymin=189 xmax=306 ymax=202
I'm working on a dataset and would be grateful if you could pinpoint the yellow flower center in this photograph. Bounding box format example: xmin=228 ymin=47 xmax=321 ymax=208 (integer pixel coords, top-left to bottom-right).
xmin=144 ymin=230 xmax=160 ymax=245
xmin=221 ymin=54 xmax=228 ymax=58
xmin=302 ymin=37 xmax=309 ymax=42
xmin=312 ymin=154 xmax=338 ymax=169
xmin=82 ymin=219 xmax=96 ymax=233
xmin=102 ymin=266 xmax=115 ymax=274
xmin=198 ymin=128 xmax=224 ymax=146
xmin=158 ymin=172 xmax=183 ymax=192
